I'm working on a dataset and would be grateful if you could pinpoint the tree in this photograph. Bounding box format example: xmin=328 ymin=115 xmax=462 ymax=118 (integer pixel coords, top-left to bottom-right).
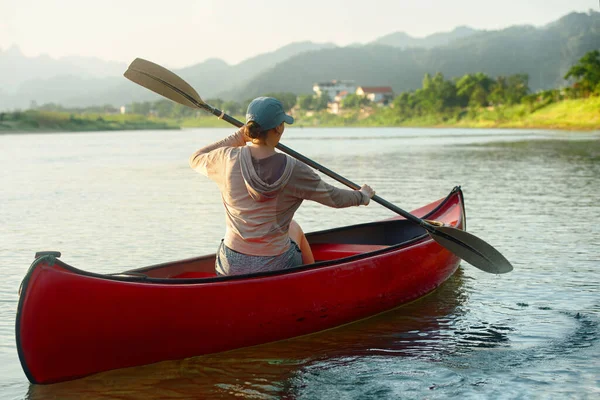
xmin=206 ymin=98 xmax=225 ymax=110
xmin=456 ymin=73 xmax=494 ymax=108
xmin=130 ymin=101 xmax=152 ymax=116
xmin=314 ymin=93 xmax=330 ymax=111
xmin=489 ymin=76 xmax=508 ymax=105
xmin=505 ymin=74 xmax=529 ymax=105
xmin=341 ymin=94 xmax=369 ymax=109
xmin=470 ymin=85 xmax=488 ymax=108
xmin=417 ymin=72 xmax=457 ymax=113
xmin=297 ymin=95 xmax=314 ymax=110
xmin=154 ymin=100 xmax=174 ymax=118
xmin=564 ymin=50 xmax=600 ymax=96
xmin=222 ymin=101 xmax=242 ymax=115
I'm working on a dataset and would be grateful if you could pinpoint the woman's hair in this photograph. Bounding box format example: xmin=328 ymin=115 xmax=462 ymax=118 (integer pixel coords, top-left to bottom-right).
xmin=244 ymin=121 xmax=268 ymax=142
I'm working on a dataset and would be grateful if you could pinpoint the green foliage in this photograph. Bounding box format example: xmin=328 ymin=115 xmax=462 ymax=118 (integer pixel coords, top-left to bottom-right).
xmin=456 ymin=73 xmax=494 ymax=107
xmin=341 ymin=94 xmax=370 ymax=108
xmin=222 ymin=101 xmax=242 ymax=115
xmin=564 ymin=50 xmax=600 ymax=96
xmin=314 ymin=94 xmax=330 ymax=111
xmin=0 ymin=110 xmax=178 ymax=132
xmin=390 ymin=71 xmax=530 ymax=120
xmin=297 ymin=95 xmax=314 ymax=110
xmin=505 ymin=74 xmax=530 ymax=105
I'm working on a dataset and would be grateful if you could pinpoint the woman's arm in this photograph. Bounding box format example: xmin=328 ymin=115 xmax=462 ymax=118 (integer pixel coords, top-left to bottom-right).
xmin=290 ymin=163 xmax=374 ymax=207
xmin=189 ymin=129 xmax=247 ymax=170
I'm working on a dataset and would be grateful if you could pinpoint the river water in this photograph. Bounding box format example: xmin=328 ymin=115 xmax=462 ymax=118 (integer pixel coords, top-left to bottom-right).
xmin=1 ymin=127 xmax=599 ymax=399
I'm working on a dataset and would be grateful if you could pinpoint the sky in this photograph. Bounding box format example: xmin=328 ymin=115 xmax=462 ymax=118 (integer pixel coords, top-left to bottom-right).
xmin=0 ymin=0 xmax=597 ymax=68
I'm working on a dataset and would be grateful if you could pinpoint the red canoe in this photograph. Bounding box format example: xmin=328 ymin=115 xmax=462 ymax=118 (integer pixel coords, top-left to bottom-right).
xmin=16 ymin=186 xmax=466 ymax=384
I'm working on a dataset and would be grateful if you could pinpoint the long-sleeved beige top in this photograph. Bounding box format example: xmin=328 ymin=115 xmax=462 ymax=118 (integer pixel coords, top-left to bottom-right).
xmin=189 ymin=130 xmax=367 ymax=256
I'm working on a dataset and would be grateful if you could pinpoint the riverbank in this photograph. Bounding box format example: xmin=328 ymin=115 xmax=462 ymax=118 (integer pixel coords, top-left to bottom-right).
xmin=0 ymin=110 xmax=179 ymax=133
xmin=174 ymin=96 xmax=600 ymax=131
xmin=445 ymin=97 xmax=600 ymax=130
xmin=2 ymin=97 xmax=598 ymax=133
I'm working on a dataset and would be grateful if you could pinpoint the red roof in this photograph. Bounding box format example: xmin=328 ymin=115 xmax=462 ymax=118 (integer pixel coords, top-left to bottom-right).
xmin=358 ymin=86 xmax=393 ymax=93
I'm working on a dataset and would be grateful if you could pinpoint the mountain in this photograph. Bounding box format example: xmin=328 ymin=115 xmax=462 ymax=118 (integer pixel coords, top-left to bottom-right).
xmin=371 ymin=26 xmax=479 ymax=48
xmin=228 ymin=11 xmax=600 ymax=100
xmin=0 ymin=45 xmax=127 ymax=93
xmin=177 ymin=41 xmax=338 ymax=100
xmin=0 ymin=41 xmax=336 ymax=110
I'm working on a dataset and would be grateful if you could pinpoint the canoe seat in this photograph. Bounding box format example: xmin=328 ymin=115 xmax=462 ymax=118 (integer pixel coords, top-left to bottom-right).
xmin=171 ymin=271 xmax=216 ymax=279
xmin=311 ymin=243 xmax=389 ymax=261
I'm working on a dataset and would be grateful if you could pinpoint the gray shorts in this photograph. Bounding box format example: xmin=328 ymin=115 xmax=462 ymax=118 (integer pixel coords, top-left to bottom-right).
xmin=215 ymin=239 xmax=303 ymax=276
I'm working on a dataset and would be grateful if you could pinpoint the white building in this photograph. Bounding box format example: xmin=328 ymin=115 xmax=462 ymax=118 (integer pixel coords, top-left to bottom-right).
xmin=356 ymin=86 xmax=394 ymax=105
xmin=313 ymin=80 xmax=356 ymax=101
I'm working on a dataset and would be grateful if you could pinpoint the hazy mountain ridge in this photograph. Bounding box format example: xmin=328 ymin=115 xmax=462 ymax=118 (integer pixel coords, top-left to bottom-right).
xmin=228 ymin=10 xmax=600 ymax=100
xmin=178 ymin=41 xmax=338 ymax=101
xmin=1 ymin=11 xmax=598 ymax=110
xmin=371 ymin=26 xmax=479 ymax=48
xmin=0 ymin=45 xmax=127 ymax=92
xmin=0 ymin=41 xmax=338 ymax=110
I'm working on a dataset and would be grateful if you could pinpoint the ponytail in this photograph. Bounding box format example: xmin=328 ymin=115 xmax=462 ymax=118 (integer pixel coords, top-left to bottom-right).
xmin=244 ymin=121 xmax=268 ymax=142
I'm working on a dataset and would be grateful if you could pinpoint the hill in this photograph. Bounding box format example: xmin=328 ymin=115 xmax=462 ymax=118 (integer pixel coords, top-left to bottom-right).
xmin=0 ymin=42 xmax=336 ymax=110
xmin=371 ymin=26 xmax=478 ymax=48
xmin=230 ymin=11 xmax=600 ymax=100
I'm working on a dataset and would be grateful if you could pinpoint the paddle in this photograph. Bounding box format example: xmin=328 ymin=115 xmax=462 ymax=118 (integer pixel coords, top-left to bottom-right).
xmin=123 ymin=58 xmax=513 ymax=274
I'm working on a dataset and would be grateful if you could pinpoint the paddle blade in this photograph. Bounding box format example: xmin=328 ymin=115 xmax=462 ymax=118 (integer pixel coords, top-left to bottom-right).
xmin=431 ymin=226 xmax=513 ymax=274
xmin=124 ymin=58 xmax=204 ymax=109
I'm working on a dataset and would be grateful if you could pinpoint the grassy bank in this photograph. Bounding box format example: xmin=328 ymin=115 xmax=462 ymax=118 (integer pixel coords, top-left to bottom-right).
xmin=336 ymin=97 xmax=600 ymax=130
xmin=434 ymin=97 xmax=600 ymax=130
xmin=0 ymin=110 xmax=179 ymax=133
xmin=172 ymin=97 xmax=600 ymax=131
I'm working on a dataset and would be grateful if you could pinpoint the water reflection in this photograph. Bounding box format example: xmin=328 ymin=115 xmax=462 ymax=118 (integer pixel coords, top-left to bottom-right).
xmin=465 ymin=138 xmax=600 ymax=163
xmin=28 ymin=271 xmax=470 ymax=399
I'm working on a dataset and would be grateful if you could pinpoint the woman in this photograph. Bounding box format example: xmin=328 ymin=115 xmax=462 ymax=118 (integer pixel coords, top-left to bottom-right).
xmin=189 ymin=96 xmax=375 ymax=276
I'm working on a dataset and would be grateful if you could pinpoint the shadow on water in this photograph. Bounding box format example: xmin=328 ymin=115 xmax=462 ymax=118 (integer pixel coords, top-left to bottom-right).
xmin=27 ymin=270 xmax=470 ymax=399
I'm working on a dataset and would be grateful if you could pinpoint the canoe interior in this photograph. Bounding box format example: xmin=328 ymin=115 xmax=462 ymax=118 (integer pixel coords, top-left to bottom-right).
xmin=127 ymin=219 xmax=428 ymax=280
xmin=122 ymin=189 xmax=457 ymax=281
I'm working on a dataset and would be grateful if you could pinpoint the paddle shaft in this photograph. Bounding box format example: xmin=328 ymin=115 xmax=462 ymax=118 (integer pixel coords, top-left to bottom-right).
xmin=198 ymin=100 xmax=431 ymax=230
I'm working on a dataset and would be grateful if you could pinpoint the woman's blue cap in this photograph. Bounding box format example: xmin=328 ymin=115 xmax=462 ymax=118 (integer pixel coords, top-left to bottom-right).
xmin=246 ymin=97 xmax=294 ymax=131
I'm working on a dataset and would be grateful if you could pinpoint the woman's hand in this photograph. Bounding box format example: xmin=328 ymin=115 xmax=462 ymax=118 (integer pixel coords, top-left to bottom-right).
xmin=234 ymin=126 xmax=252 ymax=145
xmin=241 ymin=126 xmax=252 ymax=143
xmin=358 ymin=184 xmax=375 ymax=205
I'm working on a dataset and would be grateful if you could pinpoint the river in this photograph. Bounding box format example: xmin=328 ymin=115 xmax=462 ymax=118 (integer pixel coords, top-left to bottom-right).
xmin=1 ymin=127 xmax=599 ymax=399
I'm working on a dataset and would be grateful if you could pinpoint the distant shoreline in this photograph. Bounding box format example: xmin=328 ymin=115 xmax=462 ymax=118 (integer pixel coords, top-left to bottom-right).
xmin=2 ymin=97 xmax=598 ymax=133
xmin=0 ymin=110 xmax=179 ymax=134
xmin=0 ymin=126 xmax=180 ymax=135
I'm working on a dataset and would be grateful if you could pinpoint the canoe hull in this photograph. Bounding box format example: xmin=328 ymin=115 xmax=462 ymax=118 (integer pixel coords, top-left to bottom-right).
xmin=17 ymin=187 xmax=465 ymax=384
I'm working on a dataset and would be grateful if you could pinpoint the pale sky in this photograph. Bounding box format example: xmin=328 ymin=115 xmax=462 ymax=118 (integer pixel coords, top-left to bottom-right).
xmin=0 ymin=0 xmax=596 ymax=68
